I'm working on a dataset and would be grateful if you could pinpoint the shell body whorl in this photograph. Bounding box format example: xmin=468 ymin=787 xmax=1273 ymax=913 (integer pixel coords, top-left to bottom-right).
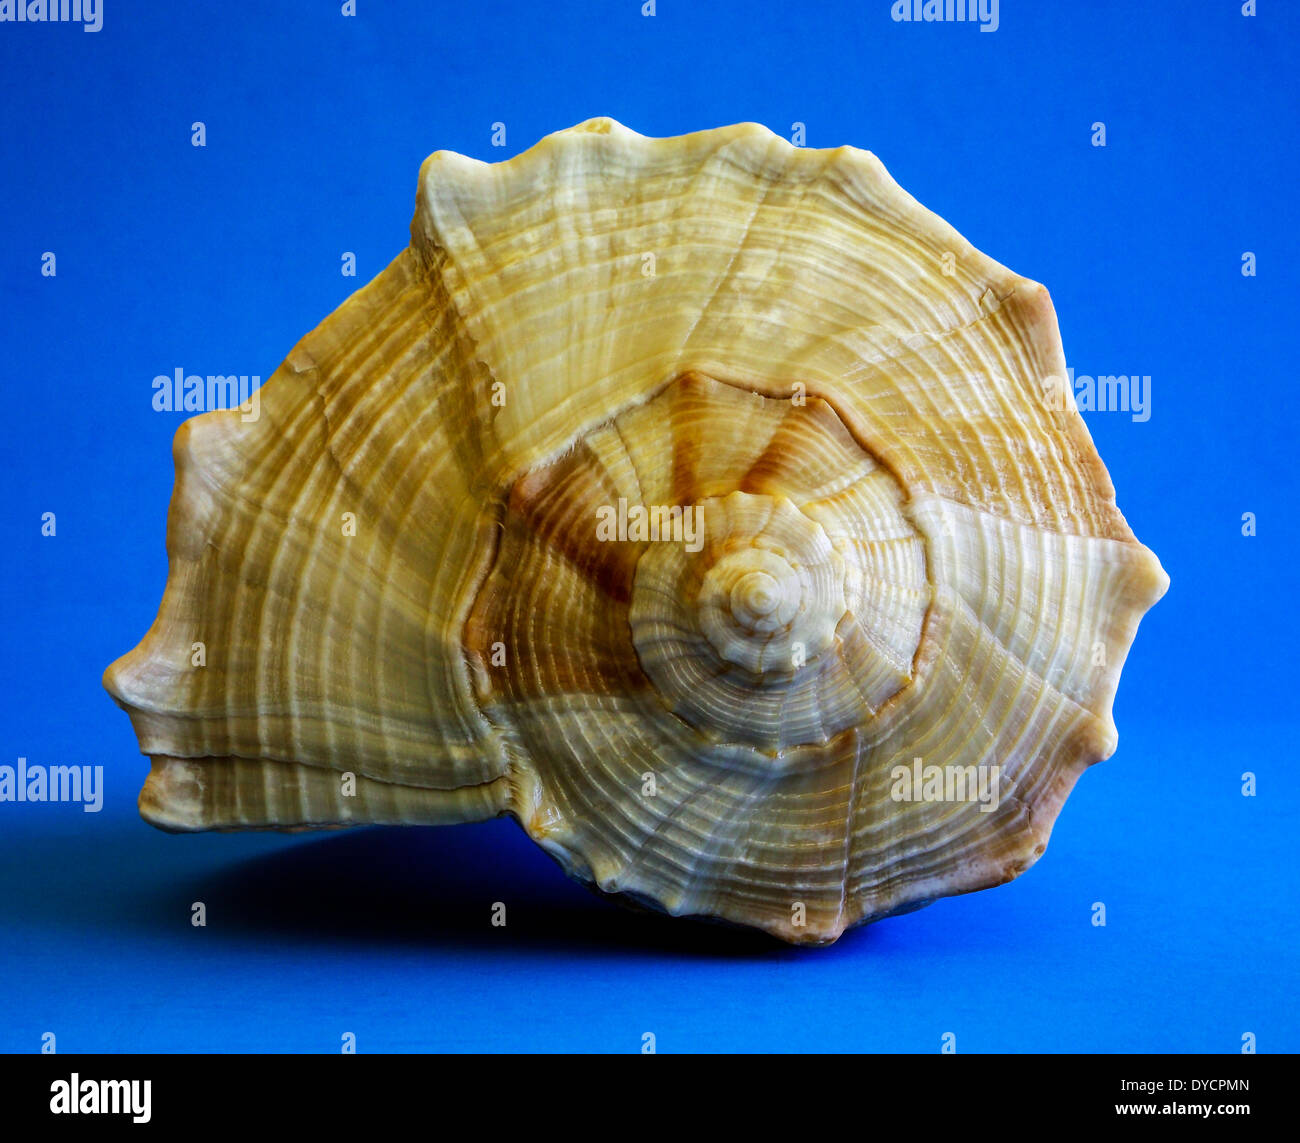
xmin=105 ymin=119 xmax=1167 ymax=944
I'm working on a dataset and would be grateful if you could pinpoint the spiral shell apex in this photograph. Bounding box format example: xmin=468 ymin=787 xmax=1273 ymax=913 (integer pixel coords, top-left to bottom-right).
xmin=104 ymin=118 xmax=1168 ymax=944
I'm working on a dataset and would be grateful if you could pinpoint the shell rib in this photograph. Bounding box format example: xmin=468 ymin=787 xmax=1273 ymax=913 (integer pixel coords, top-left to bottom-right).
xmin=105 ymin=118 xmax=1167 ymax=944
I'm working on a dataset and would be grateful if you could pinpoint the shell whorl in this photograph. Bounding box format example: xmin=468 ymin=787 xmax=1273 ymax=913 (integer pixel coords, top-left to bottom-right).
xmin=621 ymin=382 xmax=927 ymax=753
xmin=104 ymin=119 xmax=1168 ymax=944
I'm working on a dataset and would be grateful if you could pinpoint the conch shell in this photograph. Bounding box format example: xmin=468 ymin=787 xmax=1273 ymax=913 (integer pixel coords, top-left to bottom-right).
xmin=105 ymin=118 xmax=1167 ymax=944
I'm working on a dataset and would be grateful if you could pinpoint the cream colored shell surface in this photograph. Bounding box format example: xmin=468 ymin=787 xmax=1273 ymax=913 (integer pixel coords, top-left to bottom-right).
xmin=104 ymin=118 xmax=1168 ymax=944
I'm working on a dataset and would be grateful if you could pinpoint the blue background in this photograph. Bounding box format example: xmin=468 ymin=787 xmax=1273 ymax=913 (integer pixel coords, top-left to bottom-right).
xmin=1 ymin=0 xmax=1296 ymax=1052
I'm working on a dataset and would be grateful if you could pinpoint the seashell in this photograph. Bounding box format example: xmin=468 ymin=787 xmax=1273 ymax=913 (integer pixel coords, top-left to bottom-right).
xmin=104 ymin=118 xmax=1167 ymax=945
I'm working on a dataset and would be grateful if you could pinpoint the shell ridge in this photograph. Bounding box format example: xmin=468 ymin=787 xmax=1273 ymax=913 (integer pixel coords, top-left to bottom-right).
xmin=954 ymin=579 xmax=1111 ymax=732
xmin=835 ymin=731 xmax=866 ymax=935
xmin=673 ymin=136 xmax=792 ymax=359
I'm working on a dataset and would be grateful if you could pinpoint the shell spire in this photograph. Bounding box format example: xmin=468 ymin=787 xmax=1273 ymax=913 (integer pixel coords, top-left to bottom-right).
xmin=105 ymin=119 xmax=1168 ymax=944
